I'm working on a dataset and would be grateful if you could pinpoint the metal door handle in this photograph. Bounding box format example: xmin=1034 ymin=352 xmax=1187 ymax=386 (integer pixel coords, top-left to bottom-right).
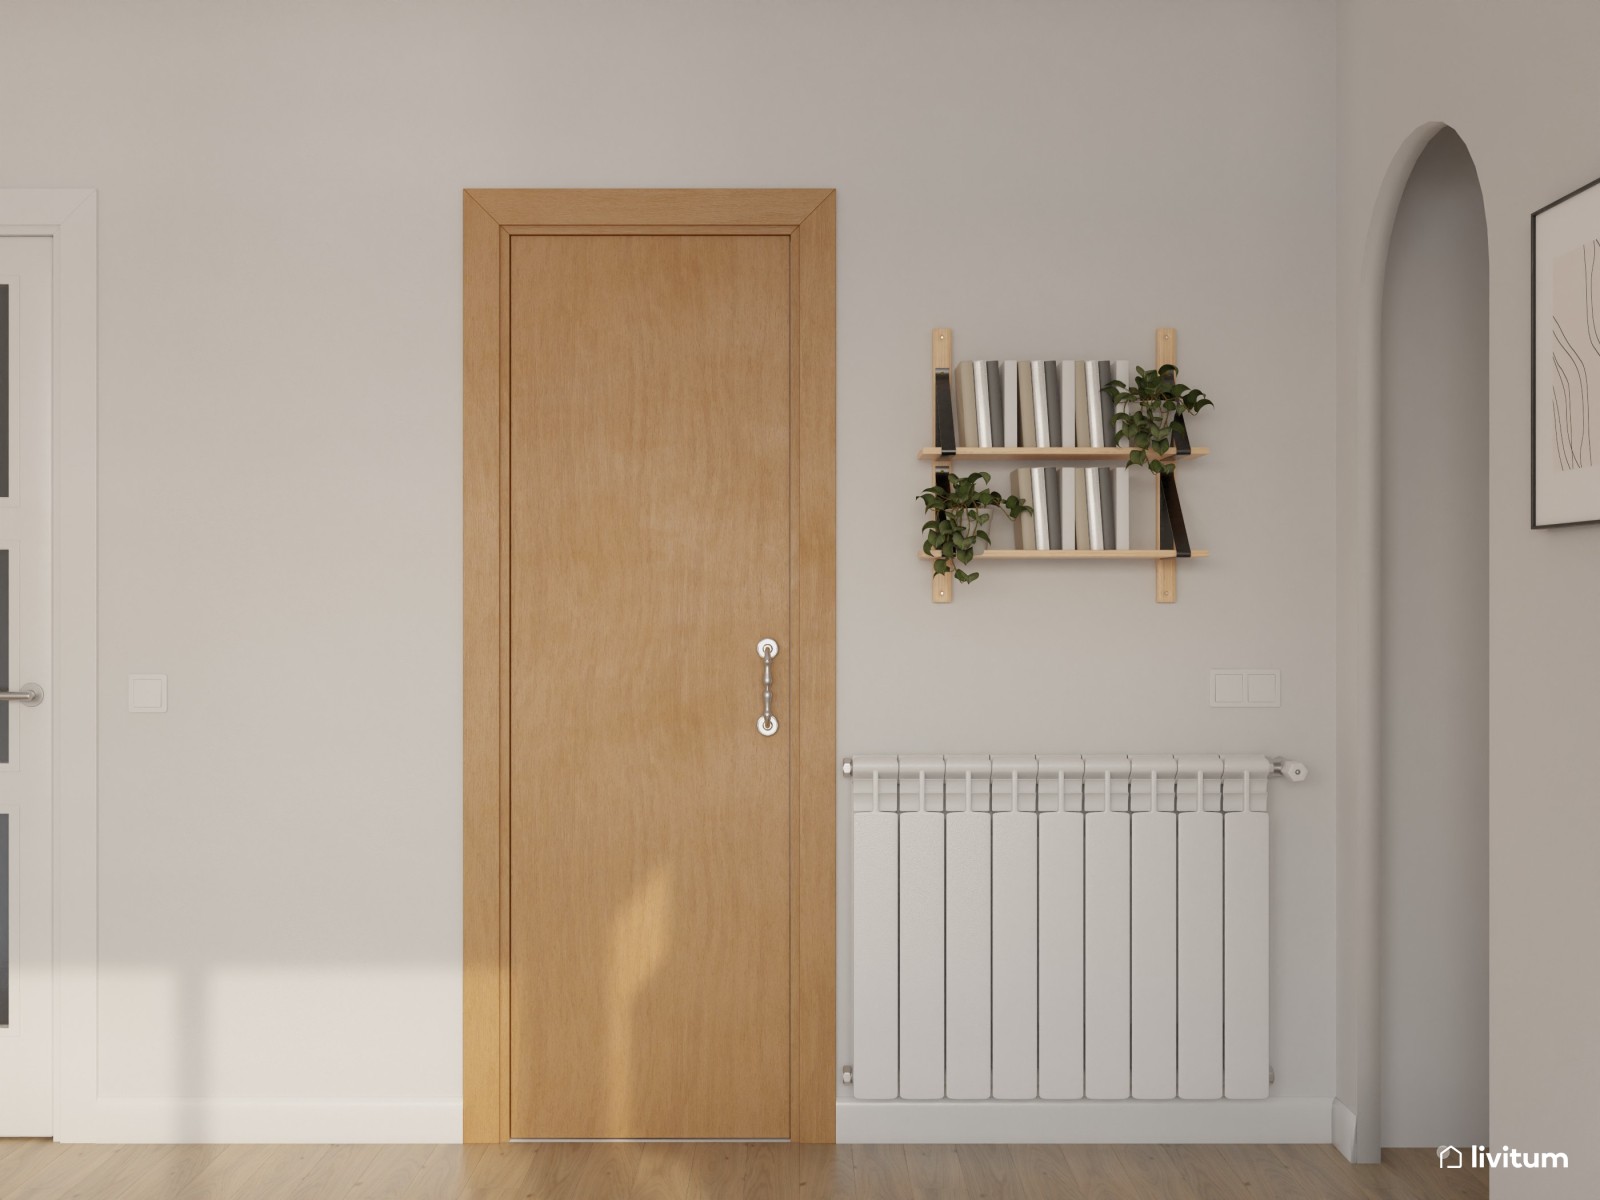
xmin=756 ymin=639 xmax=778 ymax=736
xmin=0 ymin=684 xmax=43 ymax=707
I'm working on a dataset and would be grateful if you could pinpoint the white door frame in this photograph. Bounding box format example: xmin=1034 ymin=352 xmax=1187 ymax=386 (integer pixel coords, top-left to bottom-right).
xmin=0 ymin=189 xmax=97 ymax=1142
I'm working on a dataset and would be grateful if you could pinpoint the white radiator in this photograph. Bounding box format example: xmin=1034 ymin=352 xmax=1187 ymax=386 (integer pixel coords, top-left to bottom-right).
xmin=850 ymin=753 xmax=1292 ymax=1104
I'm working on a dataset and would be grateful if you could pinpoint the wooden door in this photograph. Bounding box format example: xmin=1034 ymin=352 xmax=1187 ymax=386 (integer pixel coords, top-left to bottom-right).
xmin=508 ymin=234 xmax=792 ymax=1139
xmin=465 ymin=190 xmax=835 ymax=1144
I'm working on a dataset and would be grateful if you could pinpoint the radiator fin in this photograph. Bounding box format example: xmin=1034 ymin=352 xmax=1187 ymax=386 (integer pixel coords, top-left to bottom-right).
xmin=850 ymin=758 xmax=900 ymax=1100
xmin=944 ymin=756 xmax=992 ymax=1099
xmin=898 ymin=764 xmax=945 ymax=1099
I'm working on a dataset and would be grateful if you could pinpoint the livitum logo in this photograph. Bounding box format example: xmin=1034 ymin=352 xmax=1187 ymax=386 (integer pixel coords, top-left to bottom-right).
xmin=1438 ymin=1144 xmax=1570 ymax=1170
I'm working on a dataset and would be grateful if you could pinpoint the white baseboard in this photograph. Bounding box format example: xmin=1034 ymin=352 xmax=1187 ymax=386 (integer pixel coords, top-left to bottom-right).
xmin=1332 ymin=1099 xmax=1357 ymax=1161
xmin=55 ymin=1098 xmax=461 ymax=1144
xmin=837 ymin=1097 xmax=1333 ymax=1144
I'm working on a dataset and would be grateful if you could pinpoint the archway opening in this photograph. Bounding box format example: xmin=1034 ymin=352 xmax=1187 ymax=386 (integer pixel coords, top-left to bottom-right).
xmin=1376 ymin=125 xmax=1489 ymax=1151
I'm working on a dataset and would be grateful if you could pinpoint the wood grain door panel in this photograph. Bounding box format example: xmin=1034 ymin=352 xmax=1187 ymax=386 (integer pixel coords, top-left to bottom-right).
xmin=508 ymin=235 xmax=792 ymax=1139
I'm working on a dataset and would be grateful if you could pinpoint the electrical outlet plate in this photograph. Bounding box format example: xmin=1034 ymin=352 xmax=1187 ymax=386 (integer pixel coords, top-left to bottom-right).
xmin=1210 ymin=669 xmax=1280 ymax=708
xmin=128 ymin=674 xmax=167 ymax=713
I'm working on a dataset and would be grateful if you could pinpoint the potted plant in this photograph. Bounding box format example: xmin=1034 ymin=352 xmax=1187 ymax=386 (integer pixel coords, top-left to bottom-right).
xmin=918 ymin=470 xmax=1030 ymax=585
xmin=1105 ymin=363 xmax=1213 ymax=474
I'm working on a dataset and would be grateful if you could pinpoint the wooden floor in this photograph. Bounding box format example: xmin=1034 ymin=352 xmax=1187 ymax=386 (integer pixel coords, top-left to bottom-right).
xmin=0 ymin=1140 xmax=1489 ymax=1199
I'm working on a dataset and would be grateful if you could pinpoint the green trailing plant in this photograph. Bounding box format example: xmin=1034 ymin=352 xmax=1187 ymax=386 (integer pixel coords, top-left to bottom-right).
xmin=1105 ymin=363 xmax=1214 ymax=475
xmin=918 ymin=470 xmax=1030 ymax=585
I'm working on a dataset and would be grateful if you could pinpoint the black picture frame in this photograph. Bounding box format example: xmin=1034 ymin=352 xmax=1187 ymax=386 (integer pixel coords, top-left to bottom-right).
xmin=1531 ymin=171 xmax=1600 ymax=528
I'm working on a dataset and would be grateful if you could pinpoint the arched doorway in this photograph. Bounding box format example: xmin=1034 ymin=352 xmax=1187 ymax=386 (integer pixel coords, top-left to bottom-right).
xmin=1338 ymin=122 xmax=1490 ymax=1163
xmin=1376 ymin=126 xmax=1489 ymax=1151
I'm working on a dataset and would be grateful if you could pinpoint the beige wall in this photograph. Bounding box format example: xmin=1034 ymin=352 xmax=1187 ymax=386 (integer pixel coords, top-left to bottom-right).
xmin=1338 ymin=1 xmax=1600 ymax=1192
xmin=1 ymin=0 xmax=1338 ymax=1135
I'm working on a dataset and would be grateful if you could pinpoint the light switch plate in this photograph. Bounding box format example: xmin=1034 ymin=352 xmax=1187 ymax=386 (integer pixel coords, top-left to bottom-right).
xmin=1211 ymin=669 xmax=1280 ymax=708
xmin=128 ymin=674 xmax=167 ymax=713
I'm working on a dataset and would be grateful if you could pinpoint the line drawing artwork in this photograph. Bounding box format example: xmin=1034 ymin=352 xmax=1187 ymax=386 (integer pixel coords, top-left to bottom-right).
xmin=1551 ymin=238 xmax=1600 ymax=471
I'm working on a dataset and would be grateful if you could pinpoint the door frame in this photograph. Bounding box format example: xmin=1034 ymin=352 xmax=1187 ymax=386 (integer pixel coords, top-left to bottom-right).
xmin=0 ymin=189 xmax=97 ymax=1141
xmin=462 ymin=189 xmax=837 ymax=1144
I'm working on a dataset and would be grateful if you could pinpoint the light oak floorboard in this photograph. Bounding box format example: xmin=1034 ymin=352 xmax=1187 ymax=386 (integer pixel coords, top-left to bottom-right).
xmin=732 ymin=1143 xmax=786 ymax=1200
xmin=110 ymin=1144 xmax=230 ymax=1200
xmin=232 ymin=1144 xmax=338 ymax=1200
xmin=44 ymin=1144 xmax=177 ymax=1200
xmin=954 ymin=1144 xmax=1031 ymax=1200
xmin=0 ymin=1141 xmax=48 ymax=1192
xmin=280 ymin=1143 xmax=383 ymax=1200
xmin=464 ymin=1142 xmax=536 ymax=1192
xmin=0 ymin=1140 xmax=65 ymax=1194
xmin=0 ymin=1141 xmax=1494 ymax=1200
xmin=547 ymin=1142 xmax=641 ymax=1200
xmin=342 ymin=1143 xmax=437 ymax=1200
xmin=9 ymin=1144 xmax=123 ymax=1200
xmin=164 ymin=1143 xmax=277 ymax=1200
xmin=902 ymin=1144 xmax=964 ymax=1200
xmin=5 ymin=1144 xmax=140 ymax=1199
xmin=628 ymin=1143 xmax=695 ymax=1200
xmin=851 ymin=1144 xmax=914 ymax=1200
xmin=1222 ymin=1144 xmax=1315 ymax=1199
xmin=396 ymin=1145 xmax=474 ymax=1200
xmin=794 ymin=1143 xmax=853 ymax=1200
xmin=0 ymin=1141 xmax=46 ymax=1176
xmin=680 ymin=1143 xmax=744 ymax=1200
xmin=1387 ymin=1147 xmax=1490 ymax=1200
xmin=1058 ymin=1143 xmax=1145 ymax=1200
xmin=1265 ymin=1142 xmax=1370 ymax=1200
xmin=1112 ymin=1144 xmax=1198 ymax=1200
xmin=1008 ymin=1144 xmax=1083 ymax=1200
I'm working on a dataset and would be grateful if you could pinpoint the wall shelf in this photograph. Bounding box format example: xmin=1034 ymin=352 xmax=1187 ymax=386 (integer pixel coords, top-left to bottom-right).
xmin=926 ymin=326 xmax=1206 ymax=604
xmin=918 ymin=446 xmax=1209 ymax=464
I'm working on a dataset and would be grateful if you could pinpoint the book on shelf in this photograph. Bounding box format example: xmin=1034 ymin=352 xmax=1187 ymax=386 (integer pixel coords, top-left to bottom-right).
xmin=1010 ymin=468 xmax=1036 ymax=550
xmin=1017 ymin=364 xmax=1043 ymax=448
xmin=1053 ymin=359 xmax=1078 ymax=549
xmin=1057 ymin=466 xmax=1078 ymax=550
xmin=973 ymin=359 xmax=992 ymax=447
xmin=954 ymin=360 xmax=979 ymax=447
xmin=1083 ymin=360 xmax=1107 ymax=550
xmin=1073 ymin=361 xmax=1090 ymax=550
xmin=1054 ymin=361 xmax=1077 ymax=448
xmin=934 ymin=362 xmax=957 ymax=452
xmin=1002 ymin=361 xmax=1019 ymax=448
xmin=1043 ymin=360 xmax=1063 ymax=448
xmin=1112 ymin=360 xmax=1131 ymax=550
xmin=1030 ymin=360 xmax=1050 ymax=452
xmin=1041 ymin=464 xmax=1063 ymax=550
xmin=1093 ymin=360 xmax=1117 ymax=550
xmin=986 ymin=361 xmax=1004 ymax=447
xmin=1021 ymin=360 xmax=1061 ymax=547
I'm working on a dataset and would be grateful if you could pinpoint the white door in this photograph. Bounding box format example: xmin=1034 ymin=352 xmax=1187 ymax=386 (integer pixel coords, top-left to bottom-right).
xmin=0 ymin=236 xmax=52 ymax=1135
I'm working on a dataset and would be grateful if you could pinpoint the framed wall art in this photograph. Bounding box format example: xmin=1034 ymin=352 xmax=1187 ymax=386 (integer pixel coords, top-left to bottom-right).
xmin=1533 ymin=173 xmax=1600 ymax=527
